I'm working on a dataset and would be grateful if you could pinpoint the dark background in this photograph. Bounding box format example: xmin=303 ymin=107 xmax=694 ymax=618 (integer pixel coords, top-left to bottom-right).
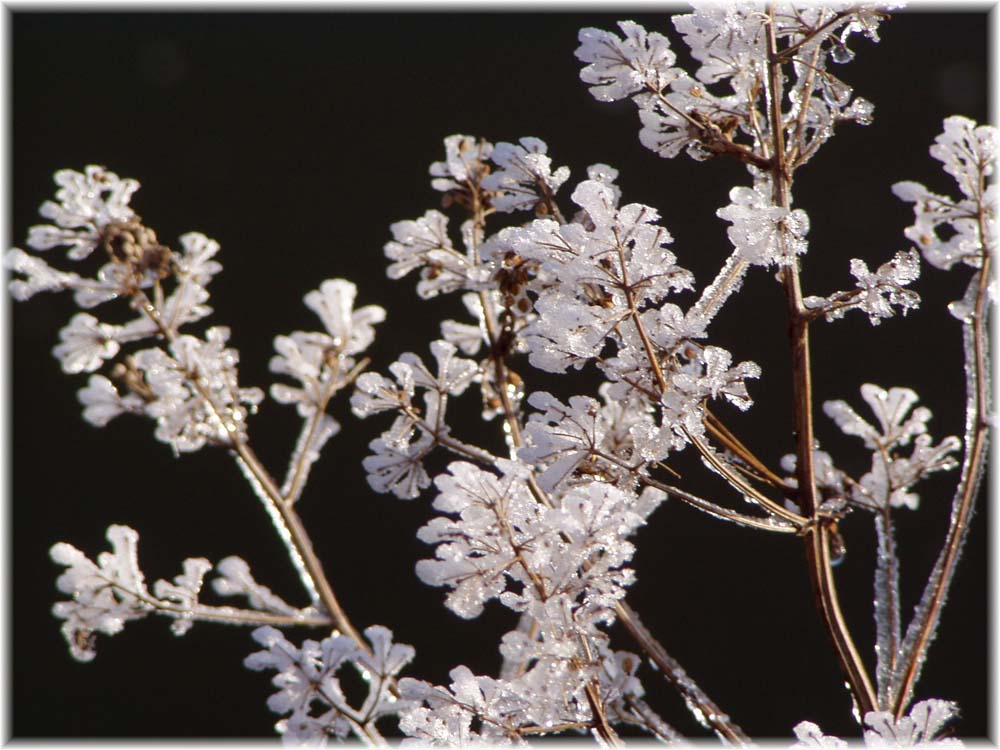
xmin=8 ymin=9 xmax=991 ymax=741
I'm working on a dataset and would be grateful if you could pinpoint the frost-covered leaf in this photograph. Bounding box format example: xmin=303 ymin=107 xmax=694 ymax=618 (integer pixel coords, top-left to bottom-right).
xmin=863 ymin=699 xmax=963 ymax=748
xmin=430 ymin=134 xmax=494 ymax=193
xmin=363 ymin=432 xmax=434 ymax=500
xmin=212 ymin=556 xmax=301 ymax=616
xmin=303 ymin=279 xmax=386 ymax=357
xmin=576 ymin=21 xmax=680 ymax=102
xmin=246 ymin=624 xmax=416 ymax=743
xmin=134 ymin=326 xmax=264 ymax=453
xmin=52 ymin=312 xmax=121 ymax=374
xmin=50 ymin=525 xmax=154 ymax=662
xmin=400 ymin=340 xmax=479 ymax=397
xmin=792 ymin=721 xmax=849 ymax=749
xmin=481 ymin=137 xmax=570 ymax=214
xmin=351 ymin=361 xmax=416 ymax=418
xmin=386 ymin=210 xmax=487 ymax=299
xmin=824 ymin=385 xmax=960 ymax=510
xmin=152 ymin=557 xmax=213 ymax=636
xmin=894 ymin=117 xmax=996 ymax=271
xmin=805 ymin=250 xmax=921 ymax=325
xmin=717 ymin=180 xmax=810 ymax=266
xmin=30 ymin=166 xmax=139 ymax=260
xmin=77 ymin=374 xmax=145 ymax=427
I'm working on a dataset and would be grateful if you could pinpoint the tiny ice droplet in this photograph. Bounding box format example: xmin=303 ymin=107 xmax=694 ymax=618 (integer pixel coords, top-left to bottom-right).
xmin=831 ymin=42 xmax=855 ymax=64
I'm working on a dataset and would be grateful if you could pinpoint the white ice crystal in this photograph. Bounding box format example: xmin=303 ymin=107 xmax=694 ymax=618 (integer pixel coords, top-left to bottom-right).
xmin=211 ymin=556 xmax=302 ymax=615
xmin=487 ymin=177 xmax=694 ymax=376
xmin=50 ymin=525 xmax=154 ymax=662
xmin=362 ymin=431 xmax=434 ymax=500
xmin=269 ymin=279 xmax=384 ymax=418
xmin=804 ymin=250 xmax=921 ymax=325
xmin=52 ymin=312 xmax=122 ymax=374
xmin=385 ymin=210 xmax=488 ymax=299
xmin=134 ymin=326 xmax=264 ymax=453
xmin=76 ymin=374 xmax=145 ymax=427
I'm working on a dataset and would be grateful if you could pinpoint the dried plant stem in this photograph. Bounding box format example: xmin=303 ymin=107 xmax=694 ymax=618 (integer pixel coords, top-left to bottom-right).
xmin=635 ymin=473 xmax=798 ymax=534
xmin=615 ymin=601 xmax=750 ymax=745
xmin=91 ymin=573 xmax=333 ymax=628
xmin=134 ymin=292 xmax=369 ymax=654
xmin=284 ymin=356 xmax=370 ymax=504
xmin=891 ymin=206 xmax=992 ymax=717
xmin=766 ymin=6 xmax=878 ymax=717
xmin=231 ymin=445 xmax=366 ymax=649
xmin=705 ymin=408 xmax=788 ymax=489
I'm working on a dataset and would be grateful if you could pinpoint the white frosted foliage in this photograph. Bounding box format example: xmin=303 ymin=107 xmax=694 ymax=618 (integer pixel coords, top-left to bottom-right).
xmin=824 ymin=385 xmax=960 ymax=510
xmin=481 ymin=137 xmax=570 ymax=214
xmin=717 ymin=181 xmax=810 ymax=267
xmin=245 ymin=624 xmax=416 ymax=744
xmin=576 ymin=21 xmax=680 ymax=102
xmin=793 ymin=699 xmax=962 ymax=748
xmin=894 ymin=117 xmax=996 ymax=271
xmin=50 ymin=525 xmax=154 ymax=662
xmin=805 ymin=250 xmax=921 ymax=325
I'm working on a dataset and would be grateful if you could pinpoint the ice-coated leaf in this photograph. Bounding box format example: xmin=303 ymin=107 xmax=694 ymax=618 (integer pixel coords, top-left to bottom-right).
xmin=808 ymin=250 xmax=921 ymax=325
xmin=863 ymin=699 xmax=962 ymax=747
xmin=576 ymin=20 xmax=680 ymax=102
xmin=152 ymin=557 xmax=213 ymax=636
xmin=52 ymin=312 xmax=121 ymax=374
xmin=133 ymin=326 xmax=264 ymax=453
xmin=31 ymin=165 xmax=139 ymax=260
xmin=245 ymin=624 xmax=416 ymax=742
xmin=481 ymin=137 xmax=570 ymax=214
xmin=824 ymin=385 xmax=960 ymax=511
xmin=363 ymin=433 xmax=434 ymax=500
xmin=303 ymin=279 xmax=386 ymax=358
xmin=792 ymin=720 xmax=849 ymax=749
xmin=717 ymin=180 xmax=810 ymax=267
xmin=212 ymin=556 xmax=300 ymax=616
xmin=385 ymin=210 xmax=487 ymax=299
xmin=77 ymin=374 xmax=145 ymax=427
xmin=50 ymin=525 xmax=154 ymax=662
xmin=894 ymin=117 xmax=996 ymax=272
xmin=429 ymin=134 xmax=494 ymax=193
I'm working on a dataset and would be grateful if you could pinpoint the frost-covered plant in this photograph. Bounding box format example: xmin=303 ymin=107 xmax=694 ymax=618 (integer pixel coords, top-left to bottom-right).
xmin=9 ymin=5 xmax=991 ymax=746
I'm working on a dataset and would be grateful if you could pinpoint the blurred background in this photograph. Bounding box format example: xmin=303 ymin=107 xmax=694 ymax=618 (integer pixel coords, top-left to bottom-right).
xmin=9 ymin=9 xmax=990 ymax=740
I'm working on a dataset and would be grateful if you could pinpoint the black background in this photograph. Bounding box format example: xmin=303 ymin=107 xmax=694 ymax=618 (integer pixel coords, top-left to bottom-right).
xmin=9 ymin=9 xmax=991 ymax=741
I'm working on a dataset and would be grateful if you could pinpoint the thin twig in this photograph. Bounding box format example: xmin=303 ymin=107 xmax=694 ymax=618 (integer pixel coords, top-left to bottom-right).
xmin=133 ymin=291 xmax=369 ymax=653
xmin=615 ymin=601 xmax=751 ymax=745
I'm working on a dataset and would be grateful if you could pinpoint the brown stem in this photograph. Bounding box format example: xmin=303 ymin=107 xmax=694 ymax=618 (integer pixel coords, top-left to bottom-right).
xmin=765 ymin=6 xmax=878 ymax=716
xmin=891 ymin=201 xmax=992 ymax=718
xmin=615 ymin=601 xmax=750 ymax=745
xmin=133 ymin=293 xmax=369 ymax=653
xmin=705 ymin=408 xmax=789 ymax=490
